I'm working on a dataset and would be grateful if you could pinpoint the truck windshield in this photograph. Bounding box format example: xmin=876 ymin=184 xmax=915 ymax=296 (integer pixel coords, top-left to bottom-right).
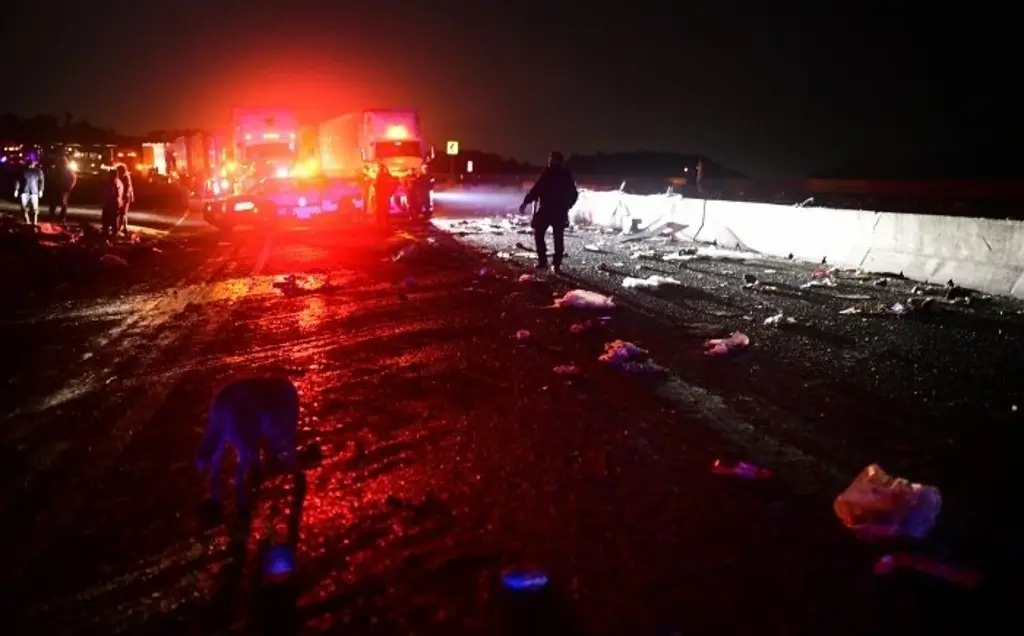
xmin=244 ymin=143 xmax=294 ymax=163
xmin=374 ymin=140 xmax=422 ymax=160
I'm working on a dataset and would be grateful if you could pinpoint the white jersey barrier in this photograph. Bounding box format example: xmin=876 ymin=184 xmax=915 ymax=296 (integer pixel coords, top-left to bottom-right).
xmin=569 ymin=188 xmax=1024 ymax=300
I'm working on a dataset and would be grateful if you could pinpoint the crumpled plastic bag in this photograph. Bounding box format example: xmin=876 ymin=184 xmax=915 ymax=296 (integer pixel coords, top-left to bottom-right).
xmin=554 ymin=289 xmax=615 ymax=309
xmin=598 ymin=340 xmax=665 ymax=373
xmin=834 ymin=464 xmax=942 ymax=540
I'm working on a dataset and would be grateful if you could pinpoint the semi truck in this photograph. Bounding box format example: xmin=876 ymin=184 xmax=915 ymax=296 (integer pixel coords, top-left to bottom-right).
xmin=168 ymin=132 xmax=227 ymax=196
xmin=229 ymin=107 xmax=300 ymax=183
xmin=317 ymin=109 xmax=434 ymax=222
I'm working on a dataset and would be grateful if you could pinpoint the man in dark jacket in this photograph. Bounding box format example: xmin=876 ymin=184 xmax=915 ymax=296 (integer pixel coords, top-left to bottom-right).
xmin=519 ymin=151 xmax=578 ymax=274
xmin=14 ymin=155 xmax=45 ymax=228
xmin=49 ymin=155 xmax=77 ymax=222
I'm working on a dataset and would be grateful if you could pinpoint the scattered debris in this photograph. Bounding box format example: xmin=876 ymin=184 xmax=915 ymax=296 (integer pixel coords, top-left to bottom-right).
xmin=743 ymin=273 xmax=758 ymax=285
xmin=835 ymin=293 xmax=872 ymax=300
xmin=598 ymin=340 xmax=665 ymax=374
xmin=711 ymin=459 xmax=771 ymax=480
xmin=834 ymin=464 xmax=942 ymax=540
xmin=622 ymin=275 xmax=680 ymax=289
xmin=630 ymin=249 xmax=658 ymax=260
xmin=274 ymin=271 xmax=331 ymax=295
xmin=839 ymin=307 xmax=861 ymax=315
xmin=889 ymin=302 xmax=909 ymax=315
xmin=392 ymin=244 xmax=417 ymax=262
xmin=514 ymin=329 xmax=531 ymax=342
xmin=873 ymin=278 xmax=889 ymax=287
xmin=704 ymin=332 xmax=750 ymax=356
xmin=662 ymin=246 xmax=759 ymax=262
xmin=906 ymin=296 xmax=936 ymax=312
xmin=583 ymin=244 xmax=604 ymax=252
xmin=569 ymin=321 xmax=593 ymax=334
xmin=801 ymin=278 xmax=837 ymax=289
xmin=553 ymin=364 xmax=581 ymax=375
xmin=554 ymin=289 xmax=615 ymax=309
xmin=518 ymin=273 xmax=536 ymax=283
xmin=763 ymin=312 xmax=796 ymax=327
xmin=945 ymin=279 xmax=971 ymax=301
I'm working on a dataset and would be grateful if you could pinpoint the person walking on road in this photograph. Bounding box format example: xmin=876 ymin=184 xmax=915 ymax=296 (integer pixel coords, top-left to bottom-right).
xmin=49 ymin=155 xmax=77 ymax=223
xmin=519 ymin=151 xmax=579 ymax=274
xmin=101 ymin=168 xmax=124 ymax=236
xmin=14 ymin=153 xmax=45 ymax=229
xmin=373 ymin=163 xmax=396 ymax=230
xmin=115 ymin=164 xmax=135 ymax=236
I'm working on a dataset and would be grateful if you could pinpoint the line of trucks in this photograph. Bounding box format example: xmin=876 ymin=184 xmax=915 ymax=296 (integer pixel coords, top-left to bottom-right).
xmin=168 ymin=107 xmax=436 ymax=225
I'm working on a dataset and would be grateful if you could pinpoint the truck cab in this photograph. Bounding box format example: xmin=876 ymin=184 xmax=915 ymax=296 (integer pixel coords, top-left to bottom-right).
xmin=231 ymin=109 xmax=299 ymax=181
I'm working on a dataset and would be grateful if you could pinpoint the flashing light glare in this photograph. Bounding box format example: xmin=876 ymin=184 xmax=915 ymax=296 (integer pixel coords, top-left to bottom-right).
xmin=275 ymin=166 xmax=289 ymax=178
xmin=226 ymin=161 xmax=238 ymax=172
xmin=219 ymin=167 xmax=227 ymax=177
xmin=298 ymin=196 xmax=307 ymax=207
xmin=234 ymin=201 xmax=256 ymax=212
xmin=385 ymin=125 xmax=409 ymax=140
xmin=263 ymin=132 xmax=280 ymax=140
xmin=68 ymin=160 xmax=78 ymax=171
xmin=245 ymin=133 xmax=253 ymax=141
xmin=289 ymin=132 xmax=296 ymax=139
xmin=219 ymin=178 xmax=230 ymax=190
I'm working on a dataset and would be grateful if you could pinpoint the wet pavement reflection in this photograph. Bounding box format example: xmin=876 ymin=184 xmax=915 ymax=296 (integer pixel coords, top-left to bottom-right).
xmin=0 ymin=222 xmax=1009 ymax=635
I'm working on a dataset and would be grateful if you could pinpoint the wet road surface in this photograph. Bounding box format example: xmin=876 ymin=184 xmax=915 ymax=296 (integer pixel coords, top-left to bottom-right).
xmin=2 ymin=215 xmax=1018 ymax=634
xmin=0 ymin=200 xmax=206 ymax=233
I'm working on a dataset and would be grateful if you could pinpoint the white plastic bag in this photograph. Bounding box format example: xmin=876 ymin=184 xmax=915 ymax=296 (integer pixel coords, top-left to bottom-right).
xmin=834 ymin=464 xmax=942 ymax=540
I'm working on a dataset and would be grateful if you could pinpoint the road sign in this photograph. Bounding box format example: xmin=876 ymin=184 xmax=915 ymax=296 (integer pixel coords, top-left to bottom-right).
xmin=446 ymin=140 xmax=459 ymax=156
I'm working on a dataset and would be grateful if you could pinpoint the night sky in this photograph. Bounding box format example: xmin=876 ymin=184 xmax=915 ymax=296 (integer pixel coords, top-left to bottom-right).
xmin=0 ymin=1 xmax=1016 ymax=177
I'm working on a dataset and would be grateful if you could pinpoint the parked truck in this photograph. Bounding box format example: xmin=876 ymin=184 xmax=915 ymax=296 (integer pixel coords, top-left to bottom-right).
xmin=317 ymin=108 xmax=434 ymax=222
xmin=229 ymin=107 xmax=300 ymax=183
xmin=168 ymin=132 xmax=227 ymax=196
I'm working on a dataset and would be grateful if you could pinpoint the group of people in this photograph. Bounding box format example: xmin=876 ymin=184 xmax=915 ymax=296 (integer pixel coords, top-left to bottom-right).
xmin=12 ymin=154 xmax=78 ymax=228
xmin=11 ymin=153 xmax=132 ymax=236
xmin=371 ymin=162 xmax=433 ymax=229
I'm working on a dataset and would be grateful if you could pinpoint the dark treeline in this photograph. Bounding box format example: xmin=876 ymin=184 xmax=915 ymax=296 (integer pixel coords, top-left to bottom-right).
xmin=1 ymin=113 xmax=741 ymax=177
xmin=0 ymin=112 xmax=203 ymax=145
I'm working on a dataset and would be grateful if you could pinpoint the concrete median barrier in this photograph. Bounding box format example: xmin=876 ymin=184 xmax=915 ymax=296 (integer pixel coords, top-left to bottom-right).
xmin=861 ymin=213 xmax=1024 ymax=298
xmin=566 ymin=188 xmax=1024 ymax=300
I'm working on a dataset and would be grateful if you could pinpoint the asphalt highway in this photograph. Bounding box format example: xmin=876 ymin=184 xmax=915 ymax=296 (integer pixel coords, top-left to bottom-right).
xmin=0 ymin=209 xmax=1018 ymax=634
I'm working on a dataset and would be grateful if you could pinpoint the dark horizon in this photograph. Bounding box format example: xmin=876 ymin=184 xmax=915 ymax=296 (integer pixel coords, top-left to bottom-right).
xmin=1 ymin=2 xmax=1019 ymax=179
